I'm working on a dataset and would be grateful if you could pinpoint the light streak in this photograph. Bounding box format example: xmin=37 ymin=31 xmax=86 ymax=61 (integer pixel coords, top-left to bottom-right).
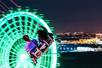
xmin=10 ymin=0 xmax=21 ymax=7
xmin=0 ymin=0 xmax=9 ymax=9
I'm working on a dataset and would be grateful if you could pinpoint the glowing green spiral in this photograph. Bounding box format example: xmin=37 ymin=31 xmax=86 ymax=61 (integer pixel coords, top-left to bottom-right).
xmin=0 ymin=8 xmax=57 ymax=68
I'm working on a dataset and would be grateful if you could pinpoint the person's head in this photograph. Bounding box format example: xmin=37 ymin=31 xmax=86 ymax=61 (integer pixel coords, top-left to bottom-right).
xmin=37 ymin=30 xmax=47 ymax=40
xmin=23 ymin=35 xmax=30 ymax=42
xmin=37 ymin=30 xmax=44 ymax=36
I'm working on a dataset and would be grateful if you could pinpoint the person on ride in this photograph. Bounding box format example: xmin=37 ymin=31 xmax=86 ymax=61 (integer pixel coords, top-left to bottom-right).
xmin=23 ymin=35 xmax=41 ymax=64
xmin=37 ymin=25 xmax=54 ymax=52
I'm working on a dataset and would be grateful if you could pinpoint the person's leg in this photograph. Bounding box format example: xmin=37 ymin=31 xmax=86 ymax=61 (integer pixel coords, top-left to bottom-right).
xmin=30 ymin=53 xmax=37 ymax=64
xmin=43 ymin=40 xmax=49 ymax=46
xmin=31 ymin=48 xmax=42 ymax=59
xmin=39 ymin=43 xmax=46 ymax=50
xmin=32 ymin=57 xmax=37 ymax=64
xmin=48 ymin=35 xmax=54 ymax=45
xmin=36 ymin=48 xmax=42 ymax=58
xmin=30 ymin=50 xmax=37 ymax=64
xmin=41 ymin=46 xmax=48 ymax=53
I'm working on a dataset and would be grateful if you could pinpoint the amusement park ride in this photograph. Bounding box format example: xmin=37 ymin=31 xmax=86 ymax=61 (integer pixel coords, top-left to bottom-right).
xmin=0 ymin=1 xmax=58 ymax=68
xmin=23 ymin=25 xmax=54 ymax=65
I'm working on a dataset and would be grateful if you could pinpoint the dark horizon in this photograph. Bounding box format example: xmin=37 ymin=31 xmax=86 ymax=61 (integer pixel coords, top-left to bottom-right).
xmin=1 ymin=0 xmax=102 ymax=33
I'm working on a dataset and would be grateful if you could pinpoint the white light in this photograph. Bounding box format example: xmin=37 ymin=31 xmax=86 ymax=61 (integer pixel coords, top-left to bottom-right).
xmin=20 ymin=54 xmax=27 ymax=60
xmin=77 ymin=47 xmax=94 ymax=52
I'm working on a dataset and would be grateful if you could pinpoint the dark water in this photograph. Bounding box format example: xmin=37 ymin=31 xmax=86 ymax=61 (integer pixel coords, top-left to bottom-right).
xmin=59 ymin=52 xmax=102 ymax=68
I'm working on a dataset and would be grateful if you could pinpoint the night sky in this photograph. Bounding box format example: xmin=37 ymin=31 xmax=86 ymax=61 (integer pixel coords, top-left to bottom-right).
xmin=1 ymin=0 xmax=102 ymax=33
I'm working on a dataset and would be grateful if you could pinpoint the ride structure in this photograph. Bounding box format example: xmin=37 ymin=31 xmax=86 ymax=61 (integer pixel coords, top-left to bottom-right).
xmin=0 ymin=8 xmax=58 ymax=68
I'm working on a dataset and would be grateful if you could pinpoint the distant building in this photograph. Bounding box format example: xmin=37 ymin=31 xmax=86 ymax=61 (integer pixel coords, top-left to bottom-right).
xmin=57 ymin=32 xmax=102 ymax=53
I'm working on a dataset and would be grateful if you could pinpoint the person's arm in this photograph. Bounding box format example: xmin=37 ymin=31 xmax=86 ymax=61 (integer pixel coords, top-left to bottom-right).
xmin=25 ymin=41 xmax=31 ymax=53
